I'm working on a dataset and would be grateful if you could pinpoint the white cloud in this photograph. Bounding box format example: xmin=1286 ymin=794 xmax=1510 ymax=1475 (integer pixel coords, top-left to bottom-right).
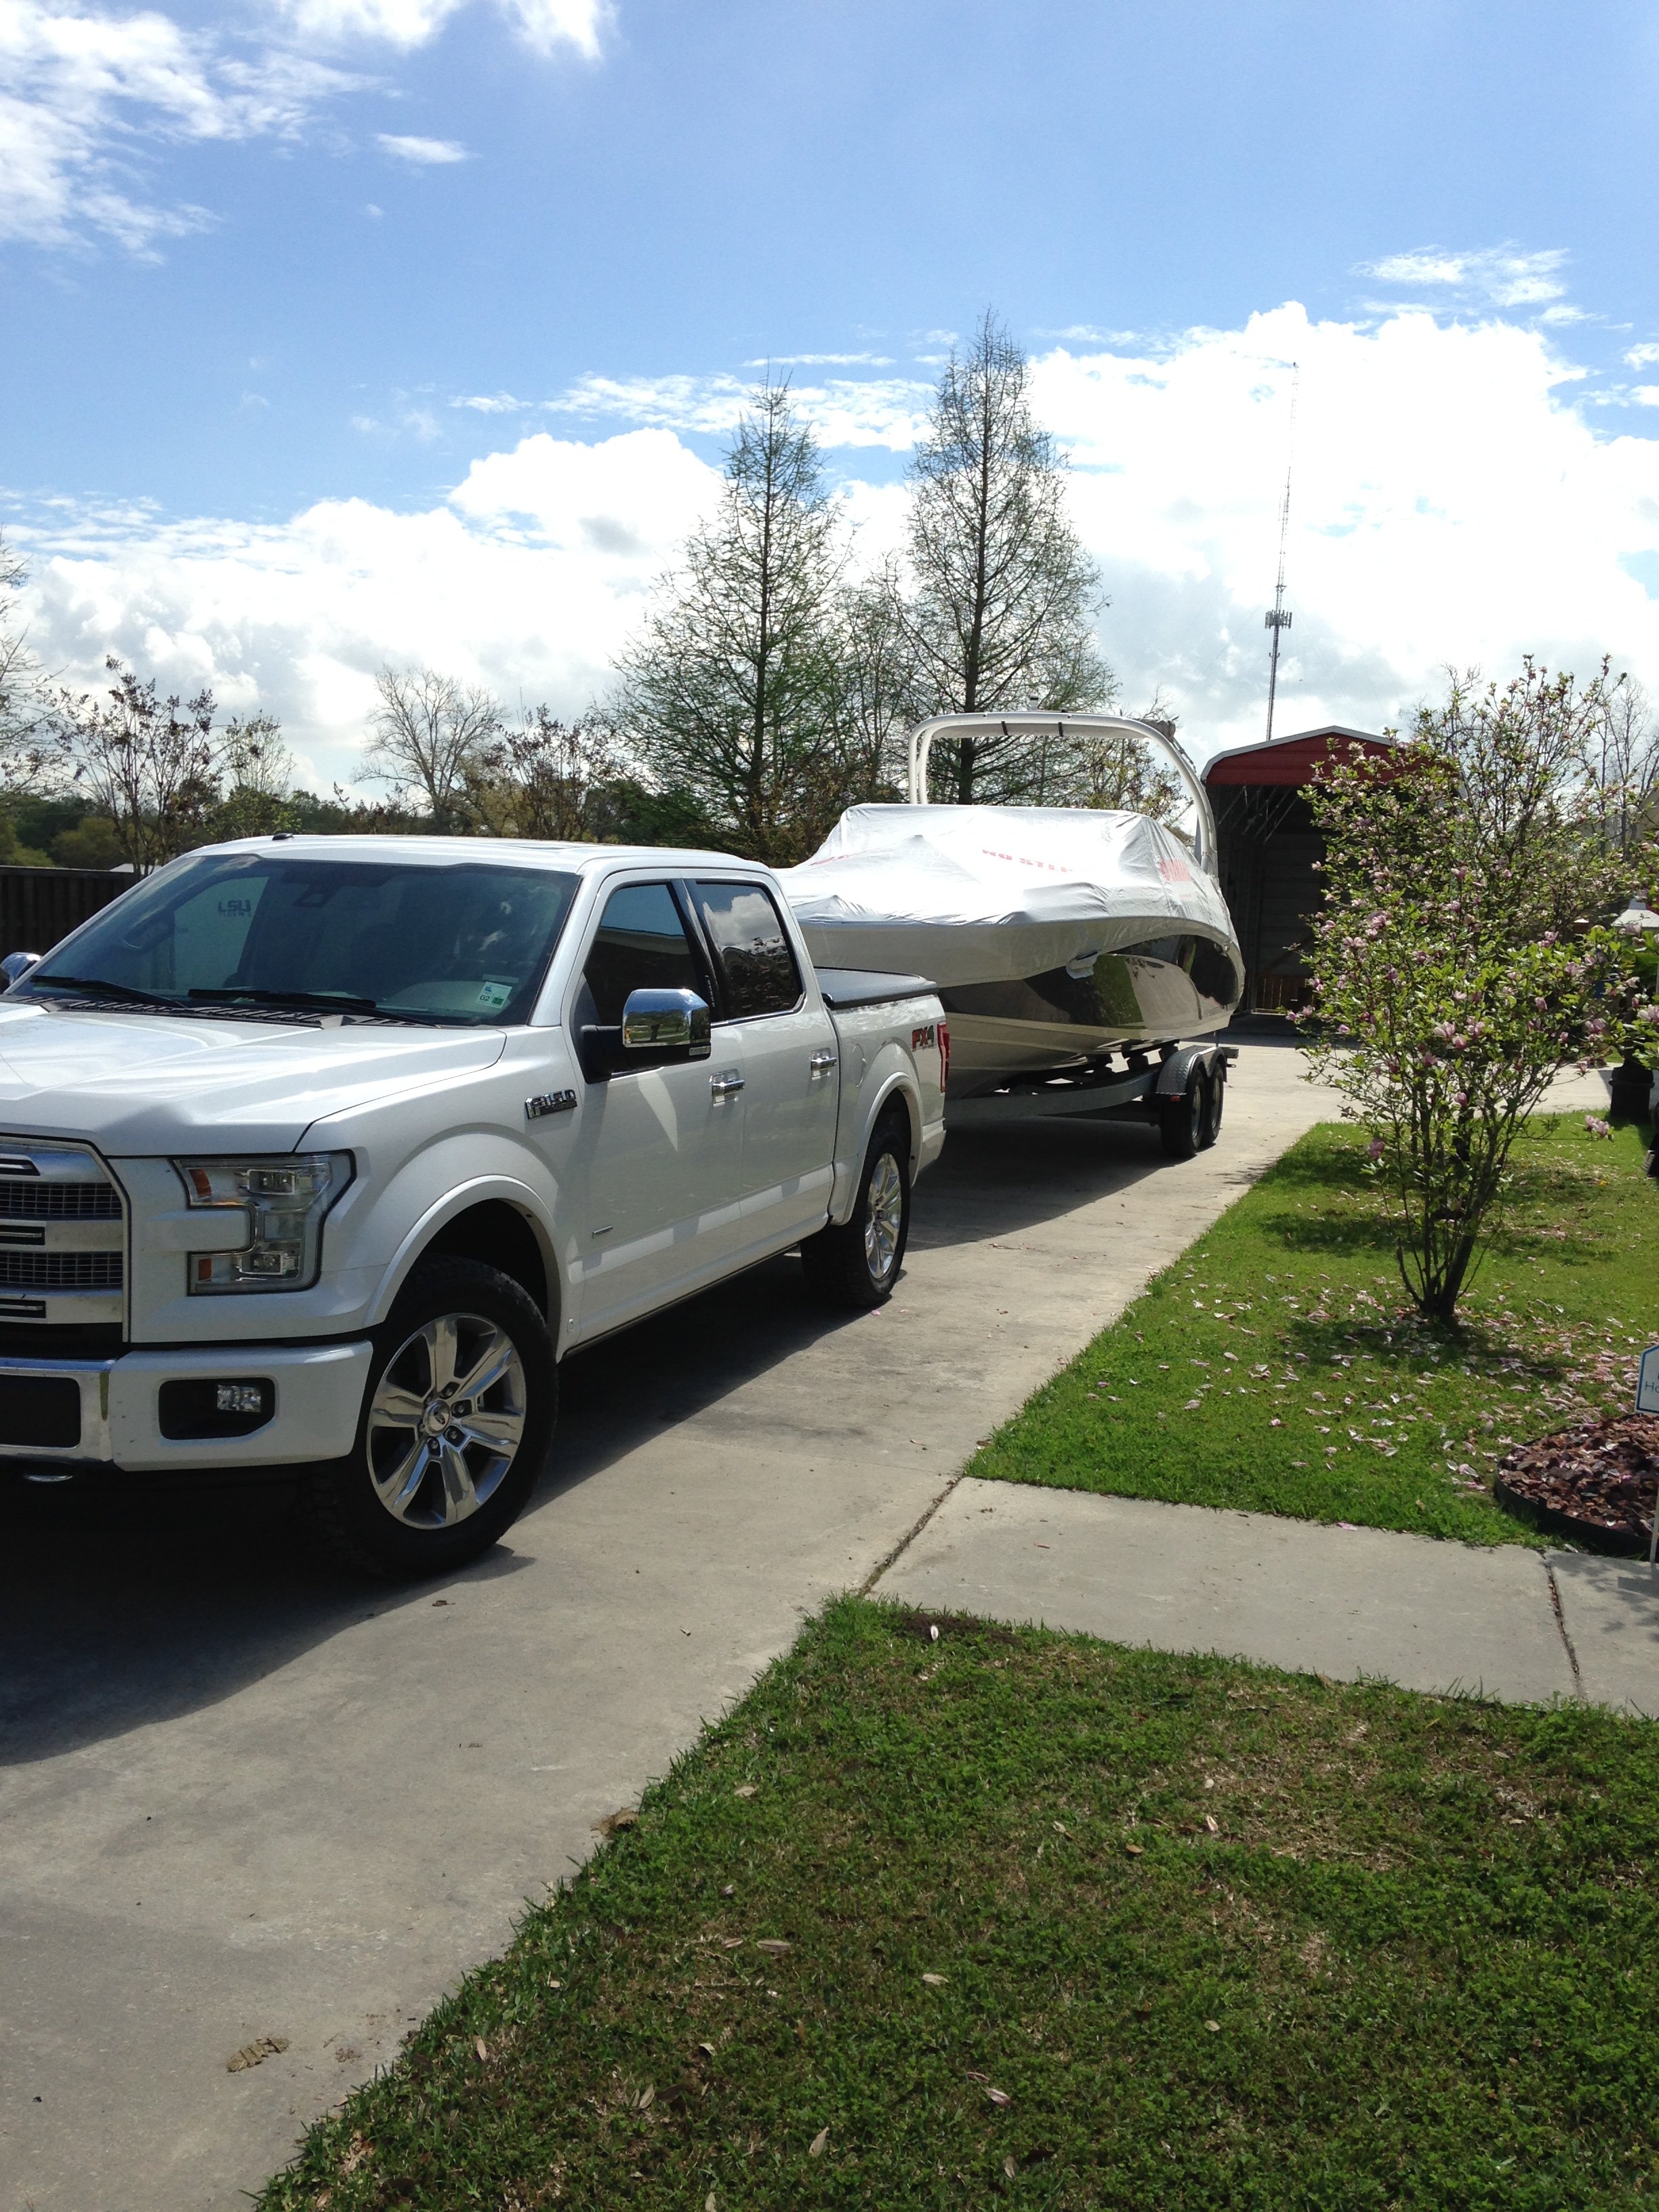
xmin=267 ymin=0 xmax=603 ymax=52
xmin=0 ymin=0 xmax=363 ymax=249
xmin=1358 ymin=243 xmax=1569 ymax=310
xmin=11 ymin=429 xmax=718 ymax=783
xmin=11 ymin=307 xmax=1659 ymax=788
xmin=1 ymin=0 xmax=604 ymax=256
xmin=376 ymin=128 xmax=465 ymax=161
xmin=1031 ymin=304 xmax=1659 ymax=750
xmin=452 ymin=391 xmax=529 ymax=412
xmin=740 ymin=352 xmax=895 ymax=368
xmin=1626 ymin=343 xmax=1659 ymax=369
xmin=548 ymin=370 xmax=931 ymax=451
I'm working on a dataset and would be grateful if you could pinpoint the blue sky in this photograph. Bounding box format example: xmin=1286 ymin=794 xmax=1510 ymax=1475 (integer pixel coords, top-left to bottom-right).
xmin=5 ymin=0 xmax=1659 ymax=787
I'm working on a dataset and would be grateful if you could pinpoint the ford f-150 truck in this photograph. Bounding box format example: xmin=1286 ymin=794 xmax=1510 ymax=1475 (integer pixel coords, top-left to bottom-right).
xmin=0 ymin=838 xmax=947 ymax=1574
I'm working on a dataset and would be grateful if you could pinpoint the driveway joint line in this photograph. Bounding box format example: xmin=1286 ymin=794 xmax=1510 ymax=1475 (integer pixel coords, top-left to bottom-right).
xmin=1542 ymin=1555 xmax=1586 ymax=1703
xmin=856 ymin=1470 xmax=968 ymax=1600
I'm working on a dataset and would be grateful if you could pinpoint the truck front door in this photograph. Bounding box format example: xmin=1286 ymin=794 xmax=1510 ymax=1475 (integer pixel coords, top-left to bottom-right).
xmin=567 ymin=880 xmax=747 ymax=1336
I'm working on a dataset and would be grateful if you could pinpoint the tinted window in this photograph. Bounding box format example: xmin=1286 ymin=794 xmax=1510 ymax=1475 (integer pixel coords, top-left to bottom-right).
xmin=583 ymin=883 xmax=701 ymax=1023
xmin=24 ymin=855 xmax=579 ymax=1025
xmin=694 ymin=882 xmax=802 ymax=1017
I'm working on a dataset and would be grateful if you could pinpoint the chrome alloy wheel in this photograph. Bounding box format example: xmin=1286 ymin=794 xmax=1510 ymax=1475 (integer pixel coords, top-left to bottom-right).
xmin=863 ymin=1149 xmax=904 ymax=1285
xmin=366 ymin=1311 xmax=528 ymax=1529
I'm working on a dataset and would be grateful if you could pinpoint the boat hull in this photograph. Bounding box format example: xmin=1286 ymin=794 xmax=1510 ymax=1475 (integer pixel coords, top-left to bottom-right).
xmin=779 ymin=802 xmax=1245 ymax=1096
xmin=935 ymin=930 xmax=1241 ymax=1090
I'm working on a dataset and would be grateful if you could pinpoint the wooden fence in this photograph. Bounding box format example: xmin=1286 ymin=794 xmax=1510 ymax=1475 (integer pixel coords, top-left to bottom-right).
xmin=0 ymin=866 xmax=132 ymax=958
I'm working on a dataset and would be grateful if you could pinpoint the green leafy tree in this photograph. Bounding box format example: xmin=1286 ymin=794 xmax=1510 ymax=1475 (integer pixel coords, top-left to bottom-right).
xmin=615 ymin=384 xmax=848 ymax=863
xmin=1303 ymin=661 xmax=1650 ymax=1322
xmin=209 ymin=713 xmax=298 ymax=840
xmin=462 ymin=706 xmax=621 ymax=842
xmin=897 ymin=311 xmax=1112 ymax=802
xmin=40 ymin=657 xmax=220 ymax=873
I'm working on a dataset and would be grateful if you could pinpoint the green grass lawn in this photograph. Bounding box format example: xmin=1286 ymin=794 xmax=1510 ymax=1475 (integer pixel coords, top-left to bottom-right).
xmin=262 ymin=1600 xmax=1659 ymax=2211
xmin=970 ymin=1113 xmax=1659 ymax=1545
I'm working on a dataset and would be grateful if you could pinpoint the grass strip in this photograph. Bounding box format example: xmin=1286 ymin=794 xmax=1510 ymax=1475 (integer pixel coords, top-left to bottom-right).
xmin=262 ymin=1599 xmax=1659 ymax=2211
xmin=970 ymin=1113 xmax=1659 ymax=1545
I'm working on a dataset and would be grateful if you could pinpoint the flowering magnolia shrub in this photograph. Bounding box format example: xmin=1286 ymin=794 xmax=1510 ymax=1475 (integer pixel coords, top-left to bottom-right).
xmin=1303 ymin=662 xmax=1652 ymax=1323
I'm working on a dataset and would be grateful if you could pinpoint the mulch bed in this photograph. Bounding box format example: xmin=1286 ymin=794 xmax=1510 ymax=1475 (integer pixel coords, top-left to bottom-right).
xmin=1495 ymin=1413 xmax=1659 ymax=1555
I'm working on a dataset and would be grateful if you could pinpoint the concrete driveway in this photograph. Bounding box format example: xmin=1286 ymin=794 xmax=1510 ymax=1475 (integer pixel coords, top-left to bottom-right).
xmin=2 ymin=1044 xmax=1332 ymax=2210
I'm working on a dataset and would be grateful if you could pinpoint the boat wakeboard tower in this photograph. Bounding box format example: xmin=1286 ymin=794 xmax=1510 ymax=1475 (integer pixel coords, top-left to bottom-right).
xmin=778 ymin=712 xmax=1245 ymax=1118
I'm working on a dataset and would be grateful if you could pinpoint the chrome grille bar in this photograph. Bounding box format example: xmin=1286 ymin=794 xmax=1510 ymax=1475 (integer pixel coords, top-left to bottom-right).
xmin=0 ymin=1137 xmax=125 ymax=1327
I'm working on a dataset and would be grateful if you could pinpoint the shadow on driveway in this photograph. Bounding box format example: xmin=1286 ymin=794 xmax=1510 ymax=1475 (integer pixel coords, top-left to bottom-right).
xmin=0 ymin=1112 xmax=1185 ymax=1771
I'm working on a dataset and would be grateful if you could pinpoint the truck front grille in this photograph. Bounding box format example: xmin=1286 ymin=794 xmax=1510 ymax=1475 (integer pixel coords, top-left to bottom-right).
xmin=0 ymin=1178 xmax=122 ymax=1221
xmin=0 ymin=1251 xmax=123 ymax=1290
xmin=0 ymin=1139 xmax=125 ymax=1328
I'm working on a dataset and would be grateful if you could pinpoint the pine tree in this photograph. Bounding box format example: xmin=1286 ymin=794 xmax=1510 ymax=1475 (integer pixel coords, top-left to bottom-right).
xmin=899 ymin=311 xmax=1112 ymax=802
xmin=616 ymin=385 xmax=846 ymax=863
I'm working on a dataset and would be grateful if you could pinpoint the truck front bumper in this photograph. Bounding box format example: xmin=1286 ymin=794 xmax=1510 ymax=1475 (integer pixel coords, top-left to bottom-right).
xmin=0 ymin=1340 xmax=373 ymax=1475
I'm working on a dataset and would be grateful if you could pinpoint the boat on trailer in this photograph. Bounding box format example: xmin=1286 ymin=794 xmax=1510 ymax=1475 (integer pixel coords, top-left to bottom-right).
xmin=778 ymin=712 xmax=1245 ymax=1100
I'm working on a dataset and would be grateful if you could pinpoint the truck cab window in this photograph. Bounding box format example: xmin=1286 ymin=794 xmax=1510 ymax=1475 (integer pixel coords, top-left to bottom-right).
xmin=583 ymin=883 xmax=703 ymax=1023
xmin=693 ymin=882 xmax=802 ymax=1017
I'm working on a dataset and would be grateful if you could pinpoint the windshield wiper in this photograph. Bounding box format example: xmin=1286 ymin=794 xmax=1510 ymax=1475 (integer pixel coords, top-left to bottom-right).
xmin=188 ymin=986 xmax=381 ymax=1015
xmin=33 ymin=973 xmax=181 ymax=1005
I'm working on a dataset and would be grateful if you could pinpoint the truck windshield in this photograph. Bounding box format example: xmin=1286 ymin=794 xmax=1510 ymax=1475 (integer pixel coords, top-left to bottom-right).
xmin=19 ymin=853 xmax=581 ymax=1027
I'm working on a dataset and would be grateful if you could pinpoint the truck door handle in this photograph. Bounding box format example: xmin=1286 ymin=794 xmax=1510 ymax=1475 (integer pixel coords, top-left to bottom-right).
xmin=710 ymin=1069 xmax=745 ymax=1097
xmin=808 ymin=1049 xmax=838 ymax=1072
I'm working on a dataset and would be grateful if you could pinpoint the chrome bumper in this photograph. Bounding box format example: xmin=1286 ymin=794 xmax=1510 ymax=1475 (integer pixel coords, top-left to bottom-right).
xmin=0 ymin=1341 xmax=373 ymax=1472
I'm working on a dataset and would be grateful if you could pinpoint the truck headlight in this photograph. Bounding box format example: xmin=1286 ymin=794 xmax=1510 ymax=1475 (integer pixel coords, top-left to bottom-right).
xmin=173 ymin=1153 xmax=352 ymax=1294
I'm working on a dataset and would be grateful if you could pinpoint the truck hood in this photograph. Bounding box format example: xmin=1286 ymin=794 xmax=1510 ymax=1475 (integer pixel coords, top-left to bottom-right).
xmin=0 ymin=1003 xmax=507 ymax=1153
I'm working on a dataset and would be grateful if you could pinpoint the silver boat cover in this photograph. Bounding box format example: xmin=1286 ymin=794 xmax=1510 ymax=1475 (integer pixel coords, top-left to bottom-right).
xmin=778 ymin=804 xmax=1237 ymax=987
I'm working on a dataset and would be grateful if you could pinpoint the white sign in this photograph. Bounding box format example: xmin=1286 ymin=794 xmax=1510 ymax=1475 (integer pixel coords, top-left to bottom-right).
xmin=1640 ymin=1345 xmax=1659 ymax=1415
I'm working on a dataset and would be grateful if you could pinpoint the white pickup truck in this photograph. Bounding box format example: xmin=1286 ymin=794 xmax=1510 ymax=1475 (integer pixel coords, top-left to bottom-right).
xmin=0 ymin=838 xmax=947 ymax=1574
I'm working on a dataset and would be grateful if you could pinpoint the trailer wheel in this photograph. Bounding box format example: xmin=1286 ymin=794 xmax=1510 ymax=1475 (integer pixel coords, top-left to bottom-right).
xmin=1197 ymin=1059 xmax=1225 ymax=1150
xmin=1159 ymin=1067 xmax=1209 ymax=1160
xmin=802 ymin=1109 xmax=911 ymax=1309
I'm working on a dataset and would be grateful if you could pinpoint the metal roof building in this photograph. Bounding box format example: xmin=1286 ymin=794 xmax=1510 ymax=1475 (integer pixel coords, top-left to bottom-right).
xmin=1203 ymin=724 xmax=1392 ymax=1015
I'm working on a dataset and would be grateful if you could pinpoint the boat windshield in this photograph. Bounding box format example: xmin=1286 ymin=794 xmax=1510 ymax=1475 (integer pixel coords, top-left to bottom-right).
xmin=18 ymin=852 xmax=581 ymax=1027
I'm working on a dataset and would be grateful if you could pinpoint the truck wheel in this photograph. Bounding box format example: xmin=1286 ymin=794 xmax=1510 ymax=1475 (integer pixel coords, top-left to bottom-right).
xmin=1158 ymin=1067 xmax=1209 ymax=1160
xmin=800 ymin=1109 xmax=911 ymax=1309
xmin=304 ymin=1257 xmax=556 ymax=1578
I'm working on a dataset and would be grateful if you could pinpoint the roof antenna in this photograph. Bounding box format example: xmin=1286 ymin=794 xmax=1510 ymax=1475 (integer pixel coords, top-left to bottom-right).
xmin=1263 ymin=364 xmax=1298 ymax=745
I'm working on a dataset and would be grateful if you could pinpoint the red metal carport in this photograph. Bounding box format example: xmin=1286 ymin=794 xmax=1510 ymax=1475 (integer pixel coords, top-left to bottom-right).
xmin=1204 ymin=724 xmax=1392 ymax=1014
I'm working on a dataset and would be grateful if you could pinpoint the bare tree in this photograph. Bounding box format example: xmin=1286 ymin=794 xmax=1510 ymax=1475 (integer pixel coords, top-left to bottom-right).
xmin=1591 ymin=672 xmax=1659 ymax=861
xmin=0 ymin=534 xmax=45 ymax=775
xmin=826 ymin=565 xmax=916 ymax=806
xmin=614 ymin=384 xmax=847 ymax=863
xmin=464 ymin=706 xmax=621 ymax=841
xmin=215 ymin=712 xmax=296 ymax=838
xmin=365 ymin=667 xmax=501 ymax=830
xmin=1074 ymin=699 xmax=1187 ymax=819
xmin=898 ymin=310 xmax=1113 ymax=802
xmin=41 ymin=658 xmax=220 ymax=872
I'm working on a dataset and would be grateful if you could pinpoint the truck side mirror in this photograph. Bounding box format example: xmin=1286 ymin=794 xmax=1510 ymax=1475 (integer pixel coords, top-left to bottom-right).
xmin=621 ymin=988 xmax=712 ymax=1059
xmin=1 ymin=952 xmax=40 ymax=988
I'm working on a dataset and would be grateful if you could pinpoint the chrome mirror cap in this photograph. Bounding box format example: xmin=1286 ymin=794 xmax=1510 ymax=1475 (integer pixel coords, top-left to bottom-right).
xmin=621 ymin=987 xmax=712 ymax=1057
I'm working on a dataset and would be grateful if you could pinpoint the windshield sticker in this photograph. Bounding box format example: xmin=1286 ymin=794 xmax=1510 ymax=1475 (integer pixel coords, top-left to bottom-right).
xmin=477 ymin=979 xmax=514 ymax=1010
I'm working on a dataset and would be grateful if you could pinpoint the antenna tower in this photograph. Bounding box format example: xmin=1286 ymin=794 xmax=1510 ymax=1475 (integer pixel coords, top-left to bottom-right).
xmin=1263 ymin=367 xmax=1298 ymax=744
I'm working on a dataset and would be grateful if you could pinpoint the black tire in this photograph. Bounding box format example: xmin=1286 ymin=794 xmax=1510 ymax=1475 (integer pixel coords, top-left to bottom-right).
xmin=303 ymin=1256 xmax=556 ymax=1578
xmin=1197 ymin=1059 xmax=1225 ymax=1149
xmin=800 ymin=1109 xmax=912 ymax=1309
xmin=1158 ymin=1065 xmax=1209 ymax=1160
